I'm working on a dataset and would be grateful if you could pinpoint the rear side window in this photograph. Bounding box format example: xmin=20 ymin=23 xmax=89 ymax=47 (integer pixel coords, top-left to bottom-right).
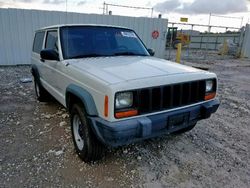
xmin=45 ymin=31 xmax=58 ymax=51
xmin=33 ymin=31 xmax=45 ymax=53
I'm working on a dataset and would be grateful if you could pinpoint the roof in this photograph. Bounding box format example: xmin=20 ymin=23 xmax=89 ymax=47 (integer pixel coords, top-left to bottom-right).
xmin=36 ymin=24 xmax=131 ymax=32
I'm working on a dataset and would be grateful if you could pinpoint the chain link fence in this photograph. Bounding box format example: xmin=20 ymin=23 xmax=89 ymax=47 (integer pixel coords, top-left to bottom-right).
xmin=164 ymin=22 xmax=242 ymax=63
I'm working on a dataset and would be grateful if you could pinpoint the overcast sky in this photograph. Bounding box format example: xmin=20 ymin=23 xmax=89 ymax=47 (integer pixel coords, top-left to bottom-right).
xmin=1 ymin=0 xmax=250 ymax=29
xmin=154 ymin=0 xmax=250 ymax=14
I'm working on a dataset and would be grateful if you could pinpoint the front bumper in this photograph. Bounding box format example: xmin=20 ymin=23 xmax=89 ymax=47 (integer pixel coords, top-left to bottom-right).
xmin=89 ymin=99 xmax=220 ymax=147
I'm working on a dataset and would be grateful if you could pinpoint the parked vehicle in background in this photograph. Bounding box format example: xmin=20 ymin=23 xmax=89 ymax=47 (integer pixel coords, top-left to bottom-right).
xmin=31 ymin=24 xmax=220 ymax=162
xmin=166 ymin=27 xmax=191 ymax=49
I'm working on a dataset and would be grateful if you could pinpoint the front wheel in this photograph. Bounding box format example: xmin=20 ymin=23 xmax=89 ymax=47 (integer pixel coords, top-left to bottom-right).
xmin=70 ymin=103 xmax=105 ymax=162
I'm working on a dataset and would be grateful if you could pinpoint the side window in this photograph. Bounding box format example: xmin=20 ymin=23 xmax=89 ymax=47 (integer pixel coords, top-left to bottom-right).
xmin=45 ymin=31 xmax=58 ymax=51
xmin=33 ymin=31 xmax=45 ymax=53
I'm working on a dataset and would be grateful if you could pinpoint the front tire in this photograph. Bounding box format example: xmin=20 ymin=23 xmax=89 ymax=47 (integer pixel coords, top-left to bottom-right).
xmin=70 ymin=103 xmax=104 ymax=162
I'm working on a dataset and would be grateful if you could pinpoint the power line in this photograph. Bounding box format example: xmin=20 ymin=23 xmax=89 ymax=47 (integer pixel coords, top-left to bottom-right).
xmin=209 ymin=13 xmax=244 ymax=28
xmin=169 ymin=22 xmax=240 ymax=30
xmin=210 ymin=14 xmax=243 ymax=20
xmin=103 ymin=2 xmax=154 ymax=17
xmin=104 ymin=2 xmax=152 ymax=10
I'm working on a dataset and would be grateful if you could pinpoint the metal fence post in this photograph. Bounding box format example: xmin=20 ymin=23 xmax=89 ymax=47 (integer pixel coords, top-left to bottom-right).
xmin=168 ymin=23 xmax=174 ymax=60
xmin=186 ymin=24 xmax=193 ymax=60
xmin=215 ymin=35 xmax=218 ymax=50
xmin=204 ymin=26 xmax=211 ymax=60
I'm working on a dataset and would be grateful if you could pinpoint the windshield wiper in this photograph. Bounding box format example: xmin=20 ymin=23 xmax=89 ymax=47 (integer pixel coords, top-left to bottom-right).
xmin=70 ymin=53 xmax=106 ymax=59
xmin=114 ymin=52 xmax=147 ymax=56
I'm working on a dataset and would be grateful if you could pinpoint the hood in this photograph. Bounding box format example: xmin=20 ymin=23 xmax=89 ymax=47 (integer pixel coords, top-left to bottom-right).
xmin=69 ymin=56 xmax=204 ymax=85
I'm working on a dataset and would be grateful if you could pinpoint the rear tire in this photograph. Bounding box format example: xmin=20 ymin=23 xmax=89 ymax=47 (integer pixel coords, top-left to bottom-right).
xmin=33 ymin=77 xmax=51 ymax=102
xmin=70 ymin=103 xmax=105 ymax=162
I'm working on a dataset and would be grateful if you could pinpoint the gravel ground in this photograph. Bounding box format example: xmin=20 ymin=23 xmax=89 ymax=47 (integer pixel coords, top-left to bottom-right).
xmin=0 ymin=56 xmax=250 ymax=187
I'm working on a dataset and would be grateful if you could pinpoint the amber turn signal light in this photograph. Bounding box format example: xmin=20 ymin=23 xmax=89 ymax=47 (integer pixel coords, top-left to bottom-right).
xmin=205 ymin=92 xmax=216 ymax=101
xmin=115 ymin=109 xmax=138 ymax=119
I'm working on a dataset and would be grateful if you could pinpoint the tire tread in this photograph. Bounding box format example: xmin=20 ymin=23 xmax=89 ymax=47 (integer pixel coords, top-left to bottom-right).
xmin=71 ymin=103 xmax=104 ymax=162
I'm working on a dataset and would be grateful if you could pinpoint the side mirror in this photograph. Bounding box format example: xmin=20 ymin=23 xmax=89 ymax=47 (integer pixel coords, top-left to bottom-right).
xmin=147 ymin=48 xmax=155 ymax=56
xmin=40 ymin=49 xmax=59 ymax=61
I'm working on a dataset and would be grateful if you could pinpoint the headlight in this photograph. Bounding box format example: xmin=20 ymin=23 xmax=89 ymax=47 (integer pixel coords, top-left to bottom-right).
xmin=206 ymin=80 xmax=214 ymax=92
xmin=115 ymin=92 xmax=133 ymax=109
xmin=205 ymin=79 xmax=216 ymax=101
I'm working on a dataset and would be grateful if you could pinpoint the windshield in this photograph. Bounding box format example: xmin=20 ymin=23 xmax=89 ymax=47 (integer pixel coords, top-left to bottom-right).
xmin=60 ymin=26 xmax=149 ymax=59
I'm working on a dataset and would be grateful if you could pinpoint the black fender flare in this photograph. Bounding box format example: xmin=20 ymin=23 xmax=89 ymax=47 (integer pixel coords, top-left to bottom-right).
xmin=31 ymin=64 xmax=40 ymax=81
xmin=66 ymin=84 xmax=98 ymax=116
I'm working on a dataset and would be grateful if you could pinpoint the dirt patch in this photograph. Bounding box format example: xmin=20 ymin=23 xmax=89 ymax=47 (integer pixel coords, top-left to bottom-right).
xmin=0 ymin=58 xmax=249 ymax=187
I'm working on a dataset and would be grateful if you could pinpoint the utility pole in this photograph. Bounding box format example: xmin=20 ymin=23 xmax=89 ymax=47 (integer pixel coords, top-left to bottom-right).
xmin=106 ymin=3 xmax=108 ymax=14
xmin=240 ymin=17 xmax=244 ymax=28
xmin=208 ymin=13 xmax=211 ymax=26
xmin=103 ymin=2 xmax=105 ymax=14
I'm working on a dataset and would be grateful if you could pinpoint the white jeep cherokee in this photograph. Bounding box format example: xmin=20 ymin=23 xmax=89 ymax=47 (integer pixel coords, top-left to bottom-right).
xmin=31 ymin=24 xmax=220 ymax=162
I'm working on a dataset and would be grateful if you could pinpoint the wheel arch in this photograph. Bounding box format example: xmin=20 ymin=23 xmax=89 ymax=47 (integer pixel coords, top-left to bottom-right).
xmin=31 ymin=64 xmax=40 ymax=79
xmin=66 ymin=84 xmax=98 ymax=116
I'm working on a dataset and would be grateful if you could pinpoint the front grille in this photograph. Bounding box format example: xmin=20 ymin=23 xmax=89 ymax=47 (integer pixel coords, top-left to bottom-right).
xmin=136 ymin=80 xmax=206 ymax=114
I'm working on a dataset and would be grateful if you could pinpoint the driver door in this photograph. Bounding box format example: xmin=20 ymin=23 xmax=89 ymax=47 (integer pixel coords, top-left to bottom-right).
xmin=42 ymin=30 xmax=60 ymax=96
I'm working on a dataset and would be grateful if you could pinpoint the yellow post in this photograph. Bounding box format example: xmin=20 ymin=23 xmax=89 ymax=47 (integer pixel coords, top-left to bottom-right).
xmin=222 ymin=39 xmax=228 ymax=56
xmin=176 ymin=43 xmax=182 ymax=63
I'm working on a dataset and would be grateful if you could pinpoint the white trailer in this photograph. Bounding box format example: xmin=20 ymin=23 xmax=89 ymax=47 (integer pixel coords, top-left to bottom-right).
xmin=0 ymin=8 xmax=168 ymax=65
